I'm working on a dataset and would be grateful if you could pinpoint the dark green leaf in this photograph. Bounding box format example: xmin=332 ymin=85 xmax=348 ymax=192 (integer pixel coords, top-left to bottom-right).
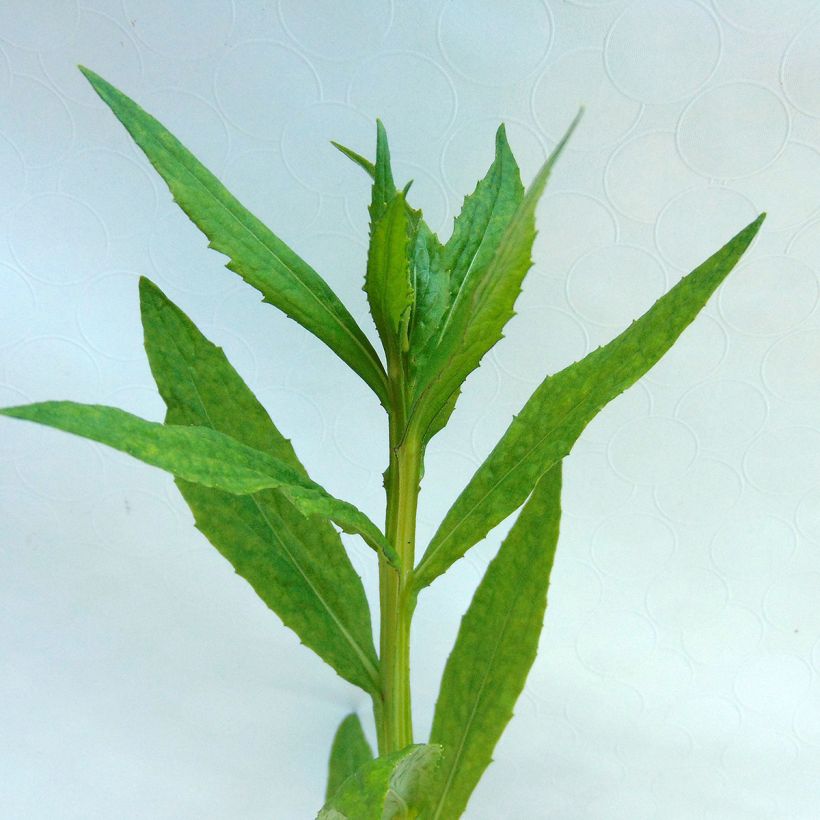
xmin=79 ymin=66 xmax=388 ymax=406
xmin=415 ymin=213 xmax=765 ymax=589
xmin=140 ymin=278 xmax=379 ymax=693
xmin=0 ymin=401 xmax=398 ymax=566
xmin=317 ymin=744 xmax=442 ymax=820
xmin=427 ymin=464 xmax=562 ymax=819
xmin=410 ymin=114 xmax=582 ymax=444
xmin=326 ymin=713 xmax=375 ymax=801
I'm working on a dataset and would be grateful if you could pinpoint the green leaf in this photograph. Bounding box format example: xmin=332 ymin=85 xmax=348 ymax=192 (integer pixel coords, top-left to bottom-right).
xmin=332 ymin=133 xmax=447 ymax=367
xmin=139 ymin=278 xmax=379 ymax=693
xmin=415 ymin=213 xmax=765 ymax=590
xmin=369 ymin=119 xmax=397 ymax=222
xmin=407 ymin=220 xmax=449 ymax=374
xmin=410 ymin=113 xmax=582 ymax=444
xmin=326 ymin=714 xmax=375 ymax=801
xmin=78 ymin=66 xmax=388 ymax=406
xmin=365 ymin=193 xmax=414 ymax=362
xmin=317 ymin=744 xmax=442 ymax=820
xmin=428 ymin=464 xmax=562 ymax=819
xmin=0 ymin=401 xmax=398 ymax=567
xmin=331 ymin=140 xmax=376 ymax=178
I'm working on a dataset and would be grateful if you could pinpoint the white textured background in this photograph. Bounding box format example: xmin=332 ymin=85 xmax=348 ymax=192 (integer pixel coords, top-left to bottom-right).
xmin=2 ymin=1 xmax=820 ymax=817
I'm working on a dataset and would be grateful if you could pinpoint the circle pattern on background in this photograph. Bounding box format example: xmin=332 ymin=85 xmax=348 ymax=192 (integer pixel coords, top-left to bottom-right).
xmin=280 ymin=0 xmax=392 ymax=61
xmin=718 ymin=256 xmax=817 ymax=337
xmin=532 ymin=48 xmax=642 ymax=150
xmin=123 ymin=0 xmax=234 ymax=59
xmin=608 ymin=416 xmax=698 ymax=485
xmin=605 ymin=0 xmax=721 ymax=104
xmin=604 ymin=130 xmax=699 ymax=223
xmin=655 ymin=187 xmax=758 ymax=271
xmin=214 ymin=41 xmax=321 ymax=141
xmin=567 ymin=245 xmax=666 ymax=328
xmin=677 ymin=82 xmax=789 ymax=178
xmin=10 ymin=194 xmax=108 ymax=286
xmin=58 ymin=149 xmax=157 ymax=239
xmin=0 ymin=0 xmax=78 ymax=51
xmin=782 ymin=16 xmax=820 ymax=117
xmin=710 ymin=513 xmax=796 ymax=580
xmin=438 ymin=0 xmax=552 ymax=86
xmin=348 ymin=51 xmax=456 ymax=149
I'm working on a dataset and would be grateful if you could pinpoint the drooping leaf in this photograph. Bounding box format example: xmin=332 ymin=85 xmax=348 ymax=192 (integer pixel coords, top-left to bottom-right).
xmin=326 ymin=713 xmax=375 ymax=801
xmin=317 ymin=744 xmax=442 ymax=820
xmin=140 ymin=278 xmax=379 ymax=693
xmin=409 ymin=113 xmax=582 ymax=444
xmin=0 ymin=401 xmax=398 ymax=566
xmin=365 ymin=193 xmax=414 ymax=363
xmin=78 ymin=66 xmax=388 ymax=406
xmin=415 ymin=213 xmax=765 ymax=589
xmin=427 ymin=464 xmax=562 ymax=819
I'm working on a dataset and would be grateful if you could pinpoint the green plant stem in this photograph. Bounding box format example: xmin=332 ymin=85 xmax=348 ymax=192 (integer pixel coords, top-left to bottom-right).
xmin=377 ymin=392 xmax=421 ymax=755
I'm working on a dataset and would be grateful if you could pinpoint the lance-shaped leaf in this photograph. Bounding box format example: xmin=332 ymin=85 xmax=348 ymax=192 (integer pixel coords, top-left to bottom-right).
xmin=140 ymin=278 xmax=379 ymax=693
xmin=78 ymin=66 xmax=388 ymax=406
xmin=409 ymin=114 xmax=582 ymax=444
xmin=326 ymin=713 xmax=374 ymax=801
xmin=365 ymin=192 xmax=414 ymax=363
xmin=333 ymin=137 xmax=448 ymax=366
xmin=0 ymin=401 xmax=398 ymax=567
xmin=415 ymin=213 xmax=765 ymax=590
xmin=317 ymin=744 xmax=442 ymax=820
xmin=428 ymin=464 xmax=562 ymax=820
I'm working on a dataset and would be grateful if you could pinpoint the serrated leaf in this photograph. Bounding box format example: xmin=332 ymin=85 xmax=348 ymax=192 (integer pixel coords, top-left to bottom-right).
xmin=139 ymin=278 xmax=379 ymax=693
xmin=0 ymin=401 xmax=398 ymax=567
xmin=78 ymin=66 xmax=388 ymax=406
xmin=410 ymin=114 xmax=582 ymax=444
xmin=317 ymin=744 xmax=442 ymax=820
xmin=366 ymin=193 xmax=414 ymax=361
xmin=415 ymin=213 xmax=765 ymax=589
xmin=326 ymin=714 xmax=375 ymax=801
xmin=428 ymin=464 xmax=562 ymax=819
xmin=369 ymin=119 xmax=396 ymax=223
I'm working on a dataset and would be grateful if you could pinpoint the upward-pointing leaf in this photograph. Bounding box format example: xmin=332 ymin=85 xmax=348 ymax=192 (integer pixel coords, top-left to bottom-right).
xmin=428 ymin=464 xmax=562 ymax=820
xmin=78 ymin=66 xmax=388 ymax=406
xmin=415 ymin=213 xmax=765 ymax=590
xmin=332 ymin=133 xmax=447 ymax=365
xmin=140 ymin=278 xmax=379 ymax=694
xmin=0 ymin=401 xmax=398 ymax=567
xmin=317 ymin=744 xmax=442 ymax=820
xmin=366 ymin=193 xmax=414 ymax=364
xmin=326 ymin=713 xmax=374 ymax=801
xmin=410 ymin=113 xmax=582 ymax=444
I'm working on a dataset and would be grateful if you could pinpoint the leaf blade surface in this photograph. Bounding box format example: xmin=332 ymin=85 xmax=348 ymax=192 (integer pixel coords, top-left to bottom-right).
xmin=79 ymin=66 xmax=388 ymax=404
xmin=428 ymin=465 xmax=562 ymax=819
xmin=140 ymin=278 xmax=379 ymax=693
xmin=415 ymin=212 xmax=765 ymax=589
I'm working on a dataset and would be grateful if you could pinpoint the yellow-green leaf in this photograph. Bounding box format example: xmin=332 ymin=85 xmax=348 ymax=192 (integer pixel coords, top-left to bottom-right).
xmin=415 ymin=212 xmax=765 ymax=590
xmin=0 ymin=401 xmax=398 ymax=567
xmin=140 ymin=278 xmax=379 ymax=693
xmin=79 ymin=66 xmax=388 ymax=406
xmin=427 ymin=465 xmax=562 ymax=820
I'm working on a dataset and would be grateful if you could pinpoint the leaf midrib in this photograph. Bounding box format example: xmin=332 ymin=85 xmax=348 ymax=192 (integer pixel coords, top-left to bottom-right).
xmin=431 ymin=595 xmax=517 ymax=820
xmin=127 ymin=103 xmax=387 ymax=395
xmin=165 ymin=320 xmax=380 ymax=693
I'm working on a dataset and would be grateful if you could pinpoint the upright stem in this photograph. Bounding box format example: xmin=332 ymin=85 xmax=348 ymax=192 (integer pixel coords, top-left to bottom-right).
xmin=376 ymin=385 xmax=421 ymax=754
